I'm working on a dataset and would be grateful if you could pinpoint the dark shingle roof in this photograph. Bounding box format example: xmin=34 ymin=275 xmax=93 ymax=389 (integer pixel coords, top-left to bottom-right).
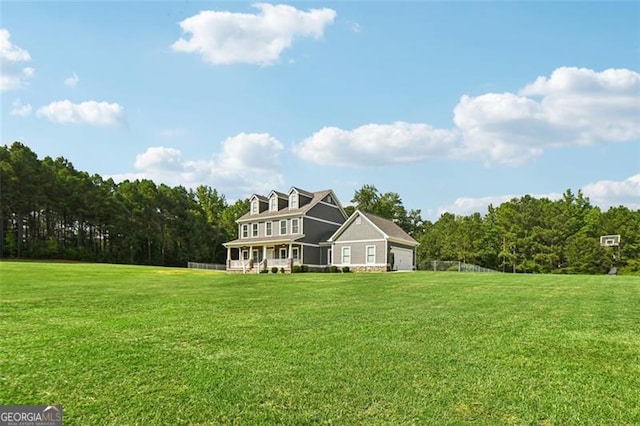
xmin=237 ymin=189 xmax=335 ymax=222
xmin=269 ymin=190 xmax=288 ymax=199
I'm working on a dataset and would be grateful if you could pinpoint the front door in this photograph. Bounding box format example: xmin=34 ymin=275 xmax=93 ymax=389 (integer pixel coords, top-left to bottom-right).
xmin=253 ymin=250 xmax=260 ymax=263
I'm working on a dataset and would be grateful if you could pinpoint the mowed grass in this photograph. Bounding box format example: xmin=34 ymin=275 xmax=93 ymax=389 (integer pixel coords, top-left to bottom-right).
xmin=1 ymin=262 xmax=639 ymax=425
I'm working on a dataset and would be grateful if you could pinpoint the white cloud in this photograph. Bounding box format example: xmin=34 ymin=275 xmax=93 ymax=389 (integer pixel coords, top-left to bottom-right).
xmin=455 ymin=67 xmax=640 ymax=164
xmin=582 ymin=174 xmax=640 ymax=210
xmin=294 ymin=122 xmax=458 ymax=167
xmin=0 ymin=28 xmax=34 ymax=91
xmin=171 ymin=3 xmax=336 ymax=65
xmin=435 ymin=174 xmax=640 ymax=217
xmin=110 ymin=133 xmax=284 ymax=197
xmin=294 ymin=67 xmax=640 ymax=167
xmin=36 ymin=100 xmax=124 ymax=126
xmin=11 ymin=98 xmax=32 ymax=117
xmin=64 ymin=72 xmax=79 ymax=87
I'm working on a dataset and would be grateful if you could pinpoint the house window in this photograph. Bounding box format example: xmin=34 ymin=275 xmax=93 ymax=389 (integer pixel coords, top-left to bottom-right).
xmin=289 ymin=194 xmax=298 ymax=209
xmin=327 ymin=248 xmax=332 ymax=265
xmin=291 ymin=218 xmax=299 ymax=234
xmin=280 ymin=248 xmax=287 ymax=259
xmin=280 ymin=220 xmax=287 ymax=235
xmin=366 ymin=245 xmax=376 ymax=264
xmin=292 ymin=247 xmax=299 ymax=260
xmin=266 ymin=222 xmax=272 ymax=236
xmin=251 ymin=200 xmax=258 ymax=214
xmin=342 ymin=246 xmax=351 ymax=265
xmin=242 ymin=250 xmax=249 ymax=260
xmin=252 ymin=223 xmax=258 ymax=237
xmin=242 ymin=224 xmax=248 ymax=238
xmin=355 ymin=216 xmax=362 ymax=225
xmin=270 ymin=197 xmax=277 ymax=212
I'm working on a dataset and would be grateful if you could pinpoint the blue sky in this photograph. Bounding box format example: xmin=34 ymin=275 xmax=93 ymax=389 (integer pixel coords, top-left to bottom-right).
xmin=2 ymin=1 xmax=639 ymax=220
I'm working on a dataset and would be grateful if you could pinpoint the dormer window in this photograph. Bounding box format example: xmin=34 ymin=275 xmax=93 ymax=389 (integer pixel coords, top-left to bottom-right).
xmin=270 ymin=197 xmax=278 ymax=212
xmin=289 ymin=193 xmax=298 ymax=209
xmin=251 ymin=200 xmax=258 ymax=214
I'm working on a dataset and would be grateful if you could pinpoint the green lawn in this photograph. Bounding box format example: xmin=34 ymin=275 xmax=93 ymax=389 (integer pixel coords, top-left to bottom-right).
xmin=1 ymin=262 xmax=639 ymax=425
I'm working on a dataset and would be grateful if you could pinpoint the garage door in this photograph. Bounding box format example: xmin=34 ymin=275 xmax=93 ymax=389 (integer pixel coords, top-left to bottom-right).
xmin=391 ymin=247 xmax=413 ymax=271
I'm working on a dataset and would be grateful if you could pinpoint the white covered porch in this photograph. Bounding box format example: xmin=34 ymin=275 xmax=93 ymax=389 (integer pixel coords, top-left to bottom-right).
xmin=225 ymin=242 xmax=303 ymax=273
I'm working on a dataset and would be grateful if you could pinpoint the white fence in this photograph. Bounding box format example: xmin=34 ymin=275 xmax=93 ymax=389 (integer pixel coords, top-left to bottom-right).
xmin=187 ymin=262 xmax=227 ymax=271
xmin=420 ymin=260 xmax=497 ymax=273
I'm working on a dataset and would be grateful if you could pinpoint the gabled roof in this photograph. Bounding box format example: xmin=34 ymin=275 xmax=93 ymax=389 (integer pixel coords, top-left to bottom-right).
xmin=250 ymin=194 xmax=268 ymax=202
xmin=289 ymin=186 xmax=314 ymax=198
xmin=329 ymin=209 xmax=419 ymax=246
xmin=268 ymin=190 xmax=288 ymax=199
xmin=237 ymin=189 xmax=346 ymax=222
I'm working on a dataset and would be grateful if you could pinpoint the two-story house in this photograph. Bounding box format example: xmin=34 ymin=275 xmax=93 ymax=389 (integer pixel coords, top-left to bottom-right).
xmin=224 ymin=187 xmax=348 ymax=272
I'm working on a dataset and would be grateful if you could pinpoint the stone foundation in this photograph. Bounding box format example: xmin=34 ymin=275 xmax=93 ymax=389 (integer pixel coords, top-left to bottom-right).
xmin=348 ymin=265 xmax=389 ymax=273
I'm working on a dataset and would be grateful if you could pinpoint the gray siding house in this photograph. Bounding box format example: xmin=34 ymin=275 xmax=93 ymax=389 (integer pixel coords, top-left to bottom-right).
xmin=328 ymin=210 xmax=419 ymax=272
xmin=224 ymin=188 xmax=419 ymax=273
xmin=224 ymin=187 xmax=347 ymax=272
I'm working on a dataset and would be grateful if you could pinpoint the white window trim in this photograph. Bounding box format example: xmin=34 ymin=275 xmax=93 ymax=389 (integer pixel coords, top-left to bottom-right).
xmin=252 ymin=223 xmax=258 ymax=237
xmin=366 ymin=245 xmax=376 ymax=264
xmin=265 ymin=221 xmax=272 ymax=236
xmin=292 ymin=247 xmax=299 ymax=260
xmin=251 ymin=200 xmax=258 ymax=214
xmin=341 ymin=246 xmax=351 ymax=265
xmin=280 ymin=219 xmax=287 ymax=235
xmin=270 ymin=197 xmax=278 ymax=212
xmin=242 ymin=224 xmax=248 ymax=238
xmin=291 ymin=218 xmax=299 ymax=234
xmin=279 ymin=248 xmax=287 ymax=259
xmin=289 ymin=193 xmax=298 ymax=209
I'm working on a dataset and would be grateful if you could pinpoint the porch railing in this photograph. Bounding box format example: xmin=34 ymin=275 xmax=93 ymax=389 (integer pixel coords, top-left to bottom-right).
xmin=228 ymin=258 xmax=302 ymax=271
xmin=267 ymin=259 xmax=302 ymax=267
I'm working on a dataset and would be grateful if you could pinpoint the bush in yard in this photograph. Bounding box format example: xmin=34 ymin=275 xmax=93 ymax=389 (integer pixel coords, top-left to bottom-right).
xmin=280 ymin=268 xmax=285 ymax=274
xmin=271 ymin=267 xmax=279 ymax=274
xmin=292 ymin=265 xmax=302 ymax=273
xmin=329 ymin=265 xmax=339 ymax=273
xmin=301 ymin=265 xmax=309 ymax=273
xmin=342 ymin=266 xmax=350 ymax=273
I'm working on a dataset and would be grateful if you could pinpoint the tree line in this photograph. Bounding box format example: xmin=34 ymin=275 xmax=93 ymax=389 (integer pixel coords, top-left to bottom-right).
xmin=350 ymin=185 xmax=639 ymax=274
xmin=2 ymin=142 xmax=638 ymax=273
xmin=1 ymin=142 xmax=248 ymax=266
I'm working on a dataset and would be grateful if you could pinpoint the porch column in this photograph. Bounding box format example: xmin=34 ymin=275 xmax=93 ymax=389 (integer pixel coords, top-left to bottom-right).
xmin=288 ymin=242 xmax=292 ymax=258
xmin=262 ymin=246 xmax=267 ymax=261
xmin=227 ymin=247 xmax=231 ymax=260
